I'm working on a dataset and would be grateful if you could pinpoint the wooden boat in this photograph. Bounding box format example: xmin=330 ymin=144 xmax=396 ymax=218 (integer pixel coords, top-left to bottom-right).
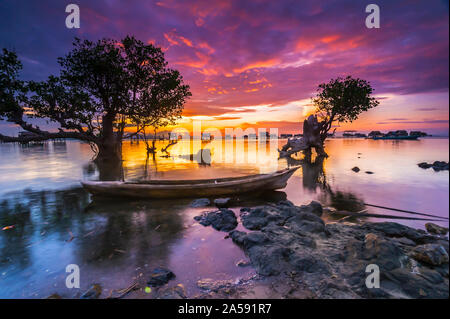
xmin=81 ymin=167 xmax=299 ymax=199
xmin=371 ymin=135 xmax=418 ymax=140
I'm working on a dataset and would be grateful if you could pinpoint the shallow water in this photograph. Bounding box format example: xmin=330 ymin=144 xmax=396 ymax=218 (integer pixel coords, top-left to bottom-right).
xmin=0 ymin=138 xmax=448 ymax=298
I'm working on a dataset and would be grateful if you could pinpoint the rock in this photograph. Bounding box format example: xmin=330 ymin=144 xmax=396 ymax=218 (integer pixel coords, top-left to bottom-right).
xmin=418 ymin=162 xmax=433 ymax=169
xmin=236 ymin=259 xmax=251 ymax=267
xmin=201 ymin=201 xmax=449 ymax=299
xmin=365 ymin=171 xmax=374 ymax=174
xmin=351 ymin=166 xmax=360 ymax=172
xmin=299 ymin=201 xmax=323 ymax=217
xmin=247 ymin=245 xmax=292 ymax=276
xmin=323 ymin=206 xmax=337 ymax=215
xmin=432 ymin=161 xmax=449 ymax=171
xmin=190 ymin=198 xmax=210 ymax=207
xmin=289 ymin=255 xmax=331 ymax=274
xmin=80 ymin=284 xmax=102 ymax=299
xmin=197 ymin=278 xmax=235 ymax=292
xmin=194 ymin=209 xmax=238 ymax=231
xmin=418 ymin=161 xmax=449 ymax=171
xmin=285 ymin=212 xmax=326 ymax=234
xmin=229 ymin=230 xmax=247 ymax=246
xmin=411 ymin=244 xmax=449 ymax=266
xmin=363 ymin=222 xmax=434 ymax=244
xmin=147 ymin=268 xmax=175 ymax=286
xmin=156 ymin=285 xmax=186 ymax=299
xmin=214 ymin=198 xmax=231 ymax=208
xmin=425 ymin=223 xmax=449 ymax=235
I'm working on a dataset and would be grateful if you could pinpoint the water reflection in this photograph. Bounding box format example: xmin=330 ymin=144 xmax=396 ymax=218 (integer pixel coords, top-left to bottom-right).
xmin=0 ymin=138 xmax=448 ymax=298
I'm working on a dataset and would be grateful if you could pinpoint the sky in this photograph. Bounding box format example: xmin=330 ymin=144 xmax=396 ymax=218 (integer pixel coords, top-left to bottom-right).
xmin=0 ymin=0 xmax=449 ymax=136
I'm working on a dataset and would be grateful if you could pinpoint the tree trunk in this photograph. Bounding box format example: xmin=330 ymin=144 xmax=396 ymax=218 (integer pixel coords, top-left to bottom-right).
xmin=95 ymin=113 xmax=122 ymax=164
xmin=279 ymin=115 xmax=328 ymax=158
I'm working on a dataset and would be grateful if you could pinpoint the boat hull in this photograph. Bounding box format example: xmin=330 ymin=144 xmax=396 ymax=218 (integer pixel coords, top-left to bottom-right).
xmin=81 ymin=167 xmax=299 ymax=199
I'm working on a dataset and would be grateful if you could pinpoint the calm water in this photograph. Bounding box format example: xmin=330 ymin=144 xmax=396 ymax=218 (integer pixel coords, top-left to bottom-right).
xmin=0 ymin=138 xmax=448 ymax=298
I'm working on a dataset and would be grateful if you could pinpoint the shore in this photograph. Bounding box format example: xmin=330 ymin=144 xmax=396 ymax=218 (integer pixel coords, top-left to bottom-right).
xmin=152 ymin=200 xmax=448 ymax=299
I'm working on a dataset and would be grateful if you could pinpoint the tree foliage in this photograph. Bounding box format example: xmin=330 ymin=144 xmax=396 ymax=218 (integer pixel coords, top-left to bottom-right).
xmin=0 ymin=36 xmax=191 ymax=161
xmin=312 ymin=76 xmax=379 ymax=141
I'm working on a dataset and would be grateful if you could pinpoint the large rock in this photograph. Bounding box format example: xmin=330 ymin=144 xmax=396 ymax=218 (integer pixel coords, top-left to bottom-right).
xmin=299 ymin=201 xmax=323 ymax=217
xmin=217 ymin=201 xmax=449 ymax=299
xmin=147 ymin=268 xmax=176 ymax=287
xmin=194 ymin=209 xmax=238 ymax=232
xmin=425 ymin=223 xmax=449 ymax=235
xmin=362 ymin=222 xmax=434 ymax=244
xmin=411 ymin=244 xmax=449 ymax=266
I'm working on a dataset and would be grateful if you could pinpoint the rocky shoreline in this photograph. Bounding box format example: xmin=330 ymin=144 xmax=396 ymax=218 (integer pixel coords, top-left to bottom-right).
xmin=192 ymin=200 xmax=448 ymax=299
xmin=55 ymin=200 xmax=448 ymax=299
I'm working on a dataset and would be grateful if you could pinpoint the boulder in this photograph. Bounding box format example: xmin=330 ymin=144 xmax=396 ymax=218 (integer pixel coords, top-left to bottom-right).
xmin=194 ymin=209 xmax=238 ymax=232
xmin=425 ymin=223 xmax=449 ymax=235
xmin=299 ymin=201 xmax=323 ymax=217
xmin=147 ymin=268 xmax=176 ymax=287
xmin=411 ymin=244 xmax=449 ymax=266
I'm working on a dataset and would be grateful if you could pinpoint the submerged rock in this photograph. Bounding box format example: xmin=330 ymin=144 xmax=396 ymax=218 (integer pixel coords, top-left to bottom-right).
xmin=214 ymin=198 xmax=231 ymax=208
xmin=190 ymin=198 xmax=211 ymax=207
xmin=147 ymin=268 xmax=175 ymax=287
xmin=80 ymin=284 xmax=102 ymax=299
xmin=194 ymin=209 xmax=238 ymax=231
xmin=425 ymin=223 xmax=449 ymax=235
xmin=418 ymin=161 xmax=449 ymax=171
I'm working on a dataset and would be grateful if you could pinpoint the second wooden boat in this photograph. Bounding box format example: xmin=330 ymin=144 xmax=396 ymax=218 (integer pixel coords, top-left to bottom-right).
xmin=81 ymin=167 xmax=299 ymax=199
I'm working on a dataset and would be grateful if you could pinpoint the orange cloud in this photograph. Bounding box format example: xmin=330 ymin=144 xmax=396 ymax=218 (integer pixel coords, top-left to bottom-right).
xmin=320 ymin=35 xmax=340 ymax=43
xmin=233 ymin=58 xmax=280 ymax=73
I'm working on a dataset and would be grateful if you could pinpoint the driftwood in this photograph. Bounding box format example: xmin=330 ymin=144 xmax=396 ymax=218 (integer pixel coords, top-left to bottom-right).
xmin=279 ymin=115 xmax=328 ymax=158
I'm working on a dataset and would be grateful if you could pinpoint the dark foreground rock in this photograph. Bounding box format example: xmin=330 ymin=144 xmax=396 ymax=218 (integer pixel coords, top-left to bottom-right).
xmin=147 ymin=268 xmax=175 ymax=287
xmin=218 ymin=201 xmax=449 ymax=299
xmin=194 ymin=209 xmax=238 ymax=231
xmin=418 ymin=161 xmax=449 ymax=171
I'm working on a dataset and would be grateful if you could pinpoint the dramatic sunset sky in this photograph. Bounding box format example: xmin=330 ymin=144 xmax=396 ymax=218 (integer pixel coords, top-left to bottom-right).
xmin=0 ymin=0 xmax=449 ymax=135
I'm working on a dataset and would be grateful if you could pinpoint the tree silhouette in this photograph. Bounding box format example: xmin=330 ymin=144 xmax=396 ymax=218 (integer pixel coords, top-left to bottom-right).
xmin=0 ymin=36 xmax=191 ymax=164
xmin=313 ymin=76 xmax=379 ymax=143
